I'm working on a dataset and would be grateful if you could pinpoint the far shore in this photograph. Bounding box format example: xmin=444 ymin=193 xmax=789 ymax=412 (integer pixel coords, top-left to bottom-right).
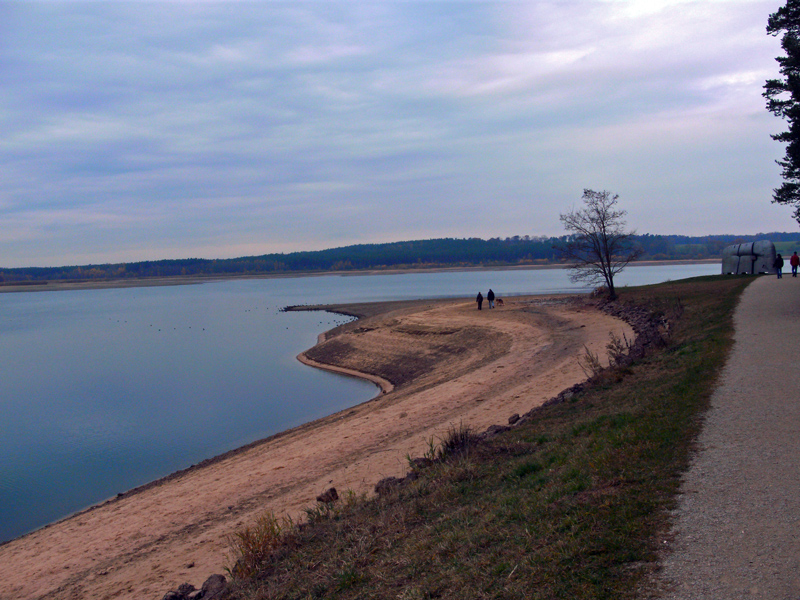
xmin=0 ymin=258 xmax=719 ymax=294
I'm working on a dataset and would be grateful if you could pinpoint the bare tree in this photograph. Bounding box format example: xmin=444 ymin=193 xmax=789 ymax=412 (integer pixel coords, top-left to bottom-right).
xmin=558 ymin=189 xmax=641 ymax=300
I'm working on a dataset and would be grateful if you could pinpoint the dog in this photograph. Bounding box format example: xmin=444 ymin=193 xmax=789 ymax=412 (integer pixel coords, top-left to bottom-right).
xmin=496 ymin=298 xmax=504 ymax=307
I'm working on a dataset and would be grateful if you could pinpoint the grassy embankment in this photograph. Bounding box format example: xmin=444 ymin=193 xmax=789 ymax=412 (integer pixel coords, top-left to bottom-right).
xmin=224 ymin=275 xmax=752 ymax=600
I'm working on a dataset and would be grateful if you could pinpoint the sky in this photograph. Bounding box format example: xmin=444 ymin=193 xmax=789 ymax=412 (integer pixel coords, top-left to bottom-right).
xmin=0 ymin=0 xmax=796 ymax=268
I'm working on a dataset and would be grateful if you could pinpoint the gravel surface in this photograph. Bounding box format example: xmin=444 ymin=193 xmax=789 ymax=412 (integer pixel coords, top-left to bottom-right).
xmin=654 ymin=275 xmax=800 ymax=599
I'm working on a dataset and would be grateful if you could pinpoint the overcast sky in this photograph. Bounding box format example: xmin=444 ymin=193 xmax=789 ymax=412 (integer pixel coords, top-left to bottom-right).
xmin=0 ymin=0 xmax=795 ymax=268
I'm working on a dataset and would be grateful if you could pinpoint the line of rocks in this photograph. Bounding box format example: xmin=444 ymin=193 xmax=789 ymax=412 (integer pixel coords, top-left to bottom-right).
xmin=596 ymin=296 xmax=675 ymax=364
xmin=161 ymin=574 xmax=227 ymax=600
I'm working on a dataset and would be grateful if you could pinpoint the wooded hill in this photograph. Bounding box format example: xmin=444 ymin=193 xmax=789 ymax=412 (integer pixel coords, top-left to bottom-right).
xmin=2 ymin=232 xmax=800 ymax=283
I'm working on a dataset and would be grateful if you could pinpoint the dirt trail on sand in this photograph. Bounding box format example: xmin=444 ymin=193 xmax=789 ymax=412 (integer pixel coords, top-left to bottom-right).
xmin=0 ymin=295 xmax=631 ymax=600
xmin=653 ymin=275 xmax=800 ymax=599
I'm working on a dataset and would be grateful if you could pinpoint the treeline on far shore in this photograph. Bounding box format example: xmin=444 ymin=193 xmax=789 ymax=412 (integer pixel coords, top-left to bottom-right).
xmin=2 ymin=232 xmax=800 ymax=284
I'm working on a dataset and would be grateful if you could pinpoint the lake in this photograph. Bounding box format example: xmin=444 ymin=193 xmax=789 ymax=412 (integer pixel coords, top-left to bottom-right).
xmin=0 ymin=263 xmax=718 ymax=542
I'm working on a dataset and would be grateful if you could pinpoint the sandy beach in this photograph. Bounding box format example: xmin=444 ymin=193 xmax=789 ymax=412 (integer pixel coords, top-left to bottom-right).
xmin=0 ymin=294 xmax=631 ymax=600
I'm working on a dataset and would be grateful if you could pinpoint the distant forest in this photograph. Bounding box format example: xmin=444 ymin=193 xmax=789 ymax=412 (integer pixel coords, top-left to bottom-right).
xmin=3 ymin=232 xmax=800 ymax=284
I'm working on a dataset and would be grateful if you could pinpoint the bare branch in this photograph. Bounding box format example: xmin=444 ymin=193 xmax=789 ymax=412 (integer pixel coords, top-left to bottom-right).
xmin=557 ymin=189 xmax=641 ymax=299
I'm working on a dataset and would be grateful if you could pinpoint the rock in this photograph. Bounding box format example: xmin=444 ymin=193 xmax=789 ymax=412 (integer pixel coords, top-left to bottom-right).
xmin=375 ymin=476 xmax=403 ymax=496
xmin=316 ymin=487 xmax=338 ymax=504
xmin=410 ymin=457 xmax=433 ymax=470
xmin=200 ymin=574 xmax=227 ymax=599
xmin=482 ymin=424 xmax=509 ymax=439
xmin=161 ymin=583 xmax=195 ymax=600
xmin=508 ymin=413 xmax=520 ymax=425
xmin=160 ymin=575 xmax=227 ymax=600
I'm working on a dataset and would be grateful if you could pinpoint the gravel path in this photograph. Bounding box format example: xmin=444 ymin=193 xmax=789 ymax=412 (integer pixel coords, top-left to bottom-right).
xmin=655 ymin=274 xmax=800 ymax=599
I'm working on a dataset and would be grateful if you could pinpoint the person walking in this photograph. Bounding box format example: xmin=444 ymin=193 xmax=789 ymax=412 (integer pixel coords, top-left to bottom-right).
xmin=774 ymin=253 xmax=785 ymax=279
xmin=487 ymin=289 xmax=495 ymax=309
xmin=790 ymin=251 xmax=799 ymax=277
xmin=476 ymin=292 xmax=483 ymax=310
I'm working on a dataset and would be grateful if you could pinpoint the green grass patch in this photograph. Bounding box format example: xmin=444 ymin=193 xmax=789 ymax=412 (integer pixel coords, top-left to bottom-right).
xmin=225 ymin=275 xmax=752 ymax=600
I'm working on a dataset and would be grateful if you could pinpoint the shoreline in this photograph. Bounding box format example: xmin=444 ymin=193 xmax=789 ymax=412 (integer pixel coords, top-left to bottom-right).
xmin=0 ymin=259 xmax=718 ymax=294
xmin=0 ymin=294 xmax=634 ymax=600
xmin=0 ymin=299 xmax=447 ymax=549
xmin=296 ymin=352 xmax=394 ymax=395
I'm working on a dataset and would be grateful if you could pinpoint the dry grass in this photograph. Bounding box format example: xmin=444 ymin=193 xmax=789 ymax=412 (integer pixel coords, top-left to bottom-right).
xmin=226 ymin=513 xmax=294 ymax=580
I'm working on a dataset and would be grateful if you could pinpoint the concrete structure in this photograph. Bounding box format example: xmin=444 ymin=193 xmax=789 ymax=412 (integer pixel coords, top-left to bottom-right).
xmin=721 ymin=240 xmax=776 ymax=275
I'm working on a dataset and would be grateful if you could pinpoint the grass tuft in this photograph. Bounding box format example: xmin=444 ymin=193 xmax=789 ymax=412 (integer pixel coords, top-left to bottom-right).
xmin=435 ymin=422 xmax=478 ymax=460
xmin=225 ymin=512 xmax=292 ymax=580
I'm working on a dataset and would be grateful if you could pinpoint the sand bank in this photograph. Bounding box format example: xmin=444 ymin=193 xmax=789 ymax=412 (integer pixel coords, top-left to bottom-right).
xmin=0 ymin=295 xmax=632 ymax=600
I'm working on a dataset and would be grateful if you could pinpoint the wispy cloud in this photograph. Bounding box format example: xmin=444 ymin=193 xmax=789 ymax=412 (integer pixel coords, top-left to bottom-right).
xmin=0 ymin=0 xmax=792 ymax=268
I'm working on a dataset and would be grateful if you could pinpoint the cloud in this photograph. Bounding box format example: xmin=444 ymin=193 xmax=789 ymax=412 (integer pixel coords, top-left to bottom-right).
xmin=0 ymin=0 xmax=792 ymax=268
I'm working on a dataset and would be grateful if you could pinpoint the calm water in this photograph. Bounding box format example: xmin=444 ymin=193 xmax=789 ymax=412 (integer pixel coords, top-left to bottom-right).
xmin=0 ymin=263 xmax=717 ymax=542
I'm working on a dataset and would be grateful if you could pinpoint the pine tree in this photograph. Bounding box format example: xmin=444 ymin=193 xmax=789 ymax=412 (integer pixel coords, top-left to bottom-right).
xmin=765 ymin=0 xmax=800 ymax=222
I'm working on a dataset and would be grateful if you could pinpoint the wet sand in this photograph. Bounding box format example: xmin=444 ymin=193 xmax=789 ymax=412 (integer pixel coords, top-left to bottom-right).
xmin=0 ymin=294 xmax=632 ymax=600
